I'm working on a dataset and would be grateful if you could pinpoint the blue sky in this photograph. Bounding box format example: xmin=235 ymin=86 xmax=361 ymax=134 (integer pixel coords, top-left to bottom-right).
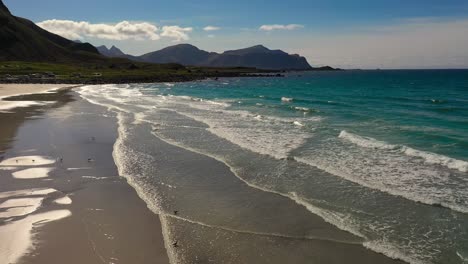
xmin=5 ymin=0 xmax=468 ymax=68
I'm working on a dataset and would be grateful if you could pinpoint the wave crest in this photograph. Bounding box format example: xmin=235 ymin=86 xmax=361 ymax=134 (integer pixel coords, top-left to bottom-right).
xmin=339 ymin=130 xmax=468 ymax=173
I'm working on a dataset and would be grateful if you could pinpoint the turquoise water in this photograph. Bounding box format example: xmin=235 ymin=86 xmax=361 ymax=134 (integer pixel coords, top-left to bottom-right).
xmin=79 ymin=70 xmax=468 ymax=264
xmin=160 ymin=70 xmax=468 ymax=161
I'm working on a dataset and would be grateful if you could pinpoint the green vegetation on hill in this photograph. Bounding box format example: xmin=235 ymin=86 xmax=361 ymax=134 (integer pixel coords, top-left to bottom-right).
xmin=0 ymin=61 xmax=276 ymax=84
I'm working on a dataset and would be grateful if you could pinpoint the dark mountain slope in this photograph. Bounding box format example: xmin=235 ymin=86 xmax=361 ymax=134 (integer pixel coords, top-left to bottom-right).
xmin=137 ymin=44 xmax=312 ymax=70
xmin=0 ymin=0 xmax=102 ymax=62
xmin=139 ymin=44 xmax=215 ymax=65
xmin=97 ymin=45 xmax=126 ymax=57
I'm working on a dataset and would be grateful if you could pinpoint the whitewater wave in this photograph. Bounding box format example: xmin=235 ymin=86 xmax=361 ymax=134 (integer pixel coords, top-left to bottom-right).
xmin=132 ymin=93 xmax=322 ymax=160
xmin=149 ymin=127 xmax=425 ymax=264
xmin=339 ymin=130 xmax=468 ymax=172
xmin=295 ymin=130 xmax=468 ymax=214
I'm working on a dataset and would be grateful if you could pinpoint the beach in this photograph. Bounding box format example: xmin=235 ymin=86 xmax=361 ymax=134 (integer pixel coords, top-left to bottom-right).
xmin=0 ymin=84 xmax=78 ymax=111
xmin=0 ymin=87 xmax=169 ymax=264
xmin=1 ymin=71 xmax=466 ymax=264
xmin=0 ymin=84 xmax=405 ymax=264
xmin=0 ymin=84 xmax=74 ymax=97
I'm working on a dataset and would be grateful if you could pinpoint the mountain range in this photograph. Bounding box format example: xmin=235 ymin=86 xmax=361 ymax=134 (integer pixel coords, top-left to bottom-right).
xmin=96 ymin=45 xmax=127 ymax=58
xmin=0 ymin=0 xmax=329 ymax=71
xmin=0 ymin=0 xmax=103 ymax=62
xmin=97 ymin=44 xmax=313 ymax=70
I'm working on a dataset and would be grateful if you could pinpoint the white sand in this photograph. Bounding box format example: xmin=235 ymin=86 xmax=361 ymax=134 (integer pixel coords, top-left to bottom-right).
xmin=0 ymin=84 xmax=74 ymax=99
xmin=12 ymin=168 xmax=54 ymax=179
xmin=53 ymin=196 xmax=72 ymax=205
xmin=0 ymin=210 xmax=71 ymax=264
xmin=0 ymin=186 xmax=69 ymax=263
xmin=0 ymin=197 xmax=43 ymax=218
xmin=0 ymin=156 xmax=56 ymax=167
xmin=0 ymin=188 xmax=57 ymax=199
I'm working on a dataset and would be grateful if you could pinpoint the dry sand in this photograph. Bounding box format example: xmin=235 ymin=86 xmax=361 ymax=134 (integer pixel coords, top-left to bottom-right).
xmin=0 ymin=84 xmax=76 ymax=99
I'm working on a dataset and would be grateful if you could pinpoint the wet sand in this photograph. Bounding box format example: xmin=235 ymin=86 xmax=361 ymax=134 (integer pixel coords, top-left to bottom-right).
xmin=117 ymin=120 xmax=406 ymax=264
xmin=0 ymin=84 xmax=79 ymax=111
xmin=0 ymin=90 xmax=169 ymax=264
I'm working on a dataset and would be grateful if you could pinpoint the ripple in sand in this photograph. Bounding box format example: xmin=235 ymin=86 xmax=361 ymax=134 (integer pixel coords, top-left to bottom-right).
xmin=0 ymin=156 xmax=56 ymax=166
xmin=0 ymin=187 xmax=70 ymax=263
xmin=0 ymin=188 xmax=57 ymax=199
xmin=53 ymin=196 xmax=72 ymax=205
xmin=12 ymin=168 xmax=54 ymax=179
xmin=0 ymin=197 xmax=43 ymax=218
xmin=0 ymin=210 xmax=72 ymax=263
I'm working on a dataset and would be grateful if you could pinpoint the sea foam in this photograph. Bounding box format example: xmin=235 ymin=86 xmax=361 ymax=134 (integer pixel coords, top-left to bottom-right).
xmin=339 ymin=130 xmax=468 ymax=172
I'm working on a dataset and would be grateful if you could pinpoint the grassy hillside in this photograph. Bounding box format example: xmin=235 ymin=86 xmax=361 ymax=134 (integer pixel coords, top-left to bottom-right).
xmin=0 ymin=61 xmax=275 ymax=84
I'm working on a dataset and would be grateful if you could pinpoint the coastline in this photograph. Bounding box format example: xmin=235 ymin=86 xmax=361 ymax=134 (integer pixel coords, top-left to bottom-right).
xmin=80 ymin=83 xmax=408 ymax=264
xmin=0 ymin=88 xmax=169 ymax=264
xmin=0 ymin=84 xmax=79 ymax=98
xmin=0 ymin=83 xmax=408 ymax=264
xmin=0 ymin=84 xmax=80 ymax=111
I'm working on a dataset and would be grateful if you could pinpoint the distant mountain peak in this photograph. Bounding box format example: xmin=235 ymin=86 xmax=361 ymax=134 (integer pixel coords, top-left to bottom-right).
xmin=223 ymin=45 xmax=287 ymax=57
xmin=96 ymin=45 xmax=128 ymax=58
xmin=138 ymin=43 xmax=312 ymax=70
xmin=250 ymin=44 xmax=269 ymax=50
xmin=110 ymin=45 xmax=121 ymax=51
xmin=164 ymin=43 xmax=201 ymax=51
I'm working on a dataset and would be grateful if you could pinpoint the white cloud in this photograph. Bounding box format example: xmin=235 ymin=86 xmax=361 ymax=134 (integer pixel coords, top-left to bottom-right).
xmin=37 ymin=20 xmax=160 ymax=40
xmin=160 ymin=26 xmax=193 ymax=42
xmin=36 ymin=19 xmax=193 ymax=42
xmin=203 ymin=26 xmax=221 ymax=31
xmin=259 ymin=24 xmax=304 ymax=31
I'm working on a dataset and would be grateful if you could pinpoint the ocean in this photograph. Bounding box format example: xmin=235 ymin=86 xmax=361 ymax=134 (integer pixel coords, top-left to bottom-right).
xmin=78 ymin=70 xmax=468 ymax=264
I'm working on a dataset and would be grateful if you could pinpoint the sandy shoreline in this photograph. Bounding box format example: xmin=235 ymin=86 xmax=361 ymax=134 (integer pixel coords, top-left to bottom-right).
xmin=0 ymin=84 xmax=80 ymax=111
xmin=0 ymin=84 xmax=79 ymax=98
xmin=0 ymin=90 xmax=169 ymax=264
xmin=0 ymin=84 xmax=406 ymax=264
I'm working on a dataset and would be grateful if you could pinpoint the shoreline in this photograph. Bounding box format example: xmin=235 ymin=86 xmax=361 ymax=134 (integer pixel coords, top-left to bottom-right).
xmin=0 ymin=84 xmax=81 ymax=111
xmin=0 ymin=89 xmax=170 ymax=264
xmin=83 ymin=84 xmax=407 ymax=264
xmin=0 ymin=84 xmax=80 ymax=99
xmin=1 ymin=83 xmax=407 ymax=264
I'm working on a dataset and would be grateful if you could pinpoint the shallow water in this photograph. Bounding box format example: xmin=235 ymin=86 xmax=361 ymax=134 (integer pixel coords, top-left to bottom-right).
xmin=79 ymin=70 xmax=468 ymax=264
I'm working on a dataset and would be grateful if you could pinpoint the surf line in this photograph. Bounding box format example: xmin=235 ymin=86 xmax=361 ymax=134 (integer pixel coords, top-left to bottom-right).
xmin=162 ymin=212 xmax=362 ymax=245
xmin=81 ymin=89 xmax=365 ymax=246
xmin=149 ymin=130 xmax=365 ymax=245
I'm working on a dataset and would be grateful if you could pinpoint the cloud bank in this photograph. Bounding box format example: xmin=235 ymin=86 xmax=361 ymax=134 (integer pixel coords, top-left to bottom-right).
xmin=36 ymin=19 xmax=192 ymax=42
xmin=203 ymin=26 xmax=221 ymax=31
xmin=259 ymin=24 xmax=304 ymax=31
xmin=160 ymin=26 xmax=193 ymax=42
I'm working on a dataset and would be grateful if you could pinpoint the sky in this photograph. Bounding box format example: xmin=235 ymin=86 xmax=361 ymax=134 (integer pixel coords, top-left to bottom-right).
xmin=5 ymin=0 xmax=468 ymax=69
